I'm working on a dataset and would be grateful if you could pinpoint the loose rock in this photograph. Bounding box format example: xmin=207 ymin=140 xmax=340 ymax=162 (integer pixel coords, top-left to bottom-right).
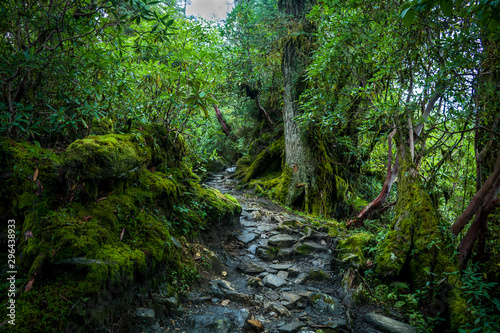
xmin=186 ymin=315 xmax=232 ymax=333
xmin=364 ymin=313 xmax=416 ymax=333
xmin=268 ymin=234 xmax=297 ymax=247
xmin=237 ymin=258 xmax=267 ymax=274
xmin=263 ymin=274 xmax=287 ymax=289
xmin=277 ymin=320 xmax=306 ymax=332
xmin=133 ymin=308 xmax=156 ymax=326
xmin=246 ymin=319 xmax=265 ymax=332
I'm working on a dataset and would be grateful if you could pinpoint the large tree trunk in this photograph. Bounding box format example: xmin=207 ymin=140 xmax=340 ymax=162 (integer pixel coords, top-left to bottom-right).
xmin=279 ymin=0 xmax=317 ymax=209
xmin=375 ymin=141 xmax=467 ymax=330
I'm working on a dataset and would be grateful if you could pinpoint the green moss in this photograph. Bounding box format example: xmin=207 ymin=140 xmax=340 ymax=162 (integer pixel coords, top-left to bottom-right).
xmin=139 ymin=170 xmax=179 ymax=200
xmin=0 ymin=138 xmax=63 ymax=216
xmin=374 ymin=152 xmax=468 ymax=329
xmin=0 ymin=129 xmax=241 ymax=332
xmin=62 ymin=134 xmax=148 ymax=183
xmin=337 ymin=232 xmax=374 ymax=266
xmin=91 ymin=118 xmax=114 ymax=135
xmin=239 ymin=136 xmax=284 ymax=183
xmin=307 ymin=268 xmax=329 ymax=281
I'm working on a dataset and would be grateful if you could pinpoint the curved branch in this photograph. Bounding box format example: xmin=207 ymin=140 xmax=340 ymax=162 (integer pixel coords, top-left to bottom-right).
xmin=347 ymin=129 xmax=398 ymax=228
xmin=451 ymin=152 xmax=500 ymax=235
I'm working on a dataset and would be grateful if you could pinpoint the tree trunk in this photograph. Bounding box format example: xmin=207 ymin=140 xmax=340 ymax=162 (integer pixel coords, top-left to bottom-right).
xmin=375 ymin=141 xmax=468 ymax=330
xmin=279 ymin=0 xmax=317 ymax=209
xmin=347 ymin=129 xmax=398 ymax=228
xmin=213 ymin=105 xmax=232 ymax=136
xmin=255 ymin=93 xmax=273 ymax=127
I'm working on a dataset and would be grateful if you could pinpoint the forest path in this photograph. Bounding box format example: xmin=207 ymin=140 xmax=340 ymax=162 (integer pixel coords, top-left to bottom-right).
xmin=149 ymin=167 xmax=414 ymax=333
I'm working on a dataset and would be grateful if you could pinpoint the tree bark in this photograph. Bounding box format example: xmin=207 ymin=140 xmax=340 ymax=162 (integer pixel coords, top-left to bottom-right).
xmin=457 ymin=175 xmax=500 ymax=269
xmin=347 ymin=129 xmax=399 ymax=228
xmin=450 ymin=152 xmax=500 ymax=236
xmin=279 ymin=0 xmax=317 ymax=208
xmin=256 ymin=93 xmax=273 ymax=127
xmin=213 ymin=105 xmax=232 ymax=136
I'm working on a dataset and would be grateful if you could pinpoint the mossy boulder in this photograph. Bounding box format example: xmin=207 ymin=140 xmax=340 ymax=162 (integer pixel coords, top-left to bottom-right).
xmin=0 ymin=129 xmax=241 ymax=332
xmin=235 ymin=135 xmax=284 ymax=183
xmin=307 ymin=268 xmax=330 ymax=281
xmin=91 ymin=118 xmax=114 ymax=135
xmin=337 ymin=232 xmax=374 ymax=266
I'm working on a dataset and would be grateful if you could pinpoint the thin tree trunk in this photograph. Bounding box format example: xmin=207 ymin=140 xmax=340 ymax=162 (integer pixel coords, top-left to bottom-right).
xmin=457 ymin=175 xmax=500 ymax=269
xmin=213 ymin=105 xmax=232 ymax=136
xmin=450 ymin=153 xmax=500 ymax=235
xmin=347 ymin=129 xmax=398 ymax=228
xmin=256 ymin=93 xmax=273 ymax=127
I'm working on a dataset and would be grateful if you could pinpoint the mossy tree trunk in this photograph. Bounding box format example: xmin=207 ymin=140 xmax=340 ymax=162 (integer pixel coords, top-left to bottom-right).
xmin=375 ymin=139 xmax=467 ymax=329
xmin=279 ymin=0 xmax=317 ymax=210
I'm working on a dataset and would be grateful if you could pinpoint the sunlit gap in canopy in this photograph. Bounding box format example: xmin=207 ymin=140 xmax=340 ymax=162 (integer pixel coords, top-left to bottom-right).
xmin=178 ymin=0 xmax=235 ymax=22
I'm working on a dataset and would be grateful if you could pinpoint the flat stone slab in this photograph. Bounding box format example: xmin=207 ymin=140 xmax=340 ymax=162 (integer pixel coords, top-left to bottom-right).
xmin=241 ymin=220 xmax=258 ymax=227
xmin=278 ymin=321 xmax=305 ymax=332
xmin=294 ymin=241 xmax=328 ymax=255
xmin=277 ymin=271 xmax=288 ymax=280
xmin=281 ymin=292 xmax=301 ymax=309
xmin=237 ymin=232 xmax=258 ymax=244
xmin=268 ymin=234 xmax=297 ymax=248
xmin=133 ymin=308 xmax=156 ymax=325
xmin=237 ymin=258 xmax=267 ymax=274
xmin=293 ymin=273 xmax=308 ymax=284
xmin=257 ymin=224 xmax=273 ymax=232
xmin=187 ymin=315 xmax=232 ymax=333
xmin=269 ymin=263 xmax=293 ymax=270
xmin=364 ymin=313 xmax=416 ymax=333
xmin=269 ymin=302 xmax=291 ymax=316
xmin=307 ymin=293 xmax=344 ymax=317
xmin=277 ymin=248 xmax=294 ymax=260
xmin=263 ymin=274 xmax=287 ymax=289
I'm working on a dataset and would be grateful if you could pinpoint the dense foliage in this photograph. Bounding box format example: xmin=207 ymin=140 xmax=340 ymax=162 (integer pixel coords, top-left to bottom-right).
xmin=1 ymin=0 xmax=498 ymax=332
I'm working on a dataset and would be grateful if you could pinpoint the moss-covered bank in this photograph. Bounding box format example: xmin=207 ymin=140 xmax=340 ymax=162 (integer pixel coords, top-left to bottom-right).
xmin=0 ymin=124 xmax=241 ymax=332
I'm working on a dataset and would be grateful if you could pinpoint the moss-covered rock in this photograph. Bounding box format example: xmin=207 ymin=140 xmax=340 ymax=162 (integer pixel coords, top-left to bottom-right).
xmin=337 ymin=232 xmax=374 ymax=266
xmin=0 ymin=128 xmax=241 ymax=333
xmin=91 ymin=118 xmax=114 ymax=135
xmin=307 ymin=268 xmax=330 ymax=281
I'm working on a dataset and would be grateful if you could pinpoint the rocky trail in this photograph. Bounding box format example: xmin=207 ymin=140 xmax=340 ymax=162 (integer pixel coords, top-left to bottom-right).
xmin=128 ymin=167 xmax=417 ymax=333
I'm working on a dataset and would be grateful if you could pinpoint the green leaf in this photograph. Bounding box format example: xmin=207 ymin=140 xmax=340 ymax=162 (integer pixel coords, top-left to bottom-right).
xmin=402 ymin=9 xmax=416 ymax=27
xmin=488 ymin=18 xmax=499 ymax=31
xmin=440 ymin=0 xmax=453 ymax=17
xmin=165 ymin=19 xmax=174 ymax=27
xmin=206 ymin=97 xmax=218 ymax=104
